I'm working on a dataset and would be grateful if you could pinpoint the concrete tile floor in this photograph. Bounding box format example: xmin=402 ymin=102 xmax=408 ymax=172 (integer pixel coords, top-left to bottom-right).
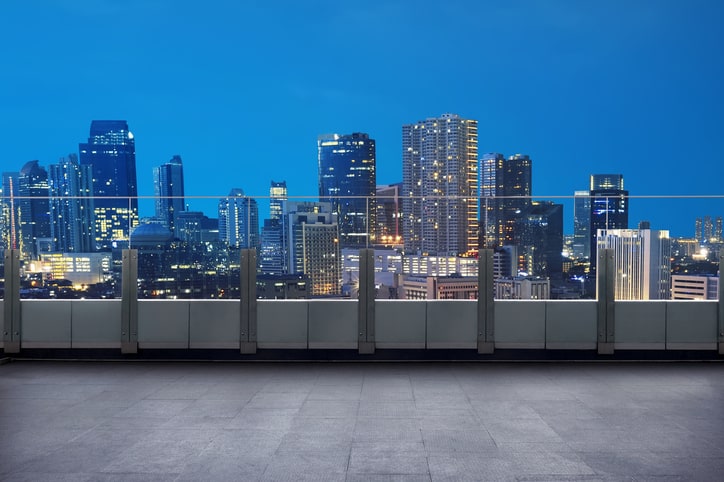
xmin=1 ymin=361 xmax=723 ymax=481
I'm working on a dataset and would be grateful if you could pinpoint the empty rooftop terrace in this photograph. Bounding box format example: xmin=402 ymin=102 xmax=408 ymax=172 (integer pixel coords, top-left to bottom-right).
xmin=1 ymin=360 xmax=724 ymax=481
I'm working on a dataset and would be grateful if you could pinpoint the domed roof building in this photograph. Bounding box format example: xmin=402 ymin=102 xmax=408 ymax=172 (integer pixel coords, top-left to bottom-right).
xmin=130 ymin=223 xmax=173 ymax=248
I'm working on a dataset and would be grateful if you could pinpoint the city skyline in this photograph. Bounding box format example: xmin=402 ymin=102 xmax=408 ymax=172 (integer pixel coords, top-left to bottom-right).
xmin=1 ymin=1 xmax=723 ymax=236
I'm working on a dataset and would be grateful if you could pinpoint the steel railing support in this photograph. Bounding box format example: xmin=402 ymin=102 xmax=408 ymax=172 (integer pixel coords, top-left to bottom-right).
xmin=477 ymin=249 xmax=494 ymax=354
xmin=358 ymin=248 xmax=375 ymax=354
xmin=121 ymin=249 xmax=139 ymax=354
xmin=240 ymin=249 xmax=257 ymax=354
xmin=3 ymin=249 xmax=21 ymax=353
xmin=597 ymin=248 xmax=615 ymax=354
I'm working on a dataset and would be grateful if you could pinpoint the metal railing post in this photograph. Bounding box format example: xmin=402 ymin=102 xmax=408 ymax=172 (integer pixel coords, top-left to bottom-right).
xmin=597 ymin=248 xmax=615 ymax=354
xmin=240 ymin=248 xmax=257 ymax=354
xmin=358 ymin=248 xmax=375 ymax=354
xmin=121 ymin=249 xmax=138 ymax=354
xmin=3 ymin=249 xmax=21 ymax=353
xmin=477 ymin=249 xmax=494 ymax=354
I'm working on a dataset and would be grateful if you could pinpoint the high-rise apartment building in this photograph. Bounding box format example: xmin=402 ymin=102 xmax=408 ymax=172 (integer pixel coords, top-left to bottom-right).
xmin=597 ymin=228 xmax=671 ymax=300
xmin=218 ymin=189 xmax=259 ymax=249
xmin=17 ymin=161 xmax=52 ymax=258
xmin=590 ymin=174 xmax=629 ymax=269
xmin=318 ymin=133 xmax=376 ymax=247
xmin=79 ymin=120 xmax=138 ymax=250
xmin=48 ymin=154 xmax=94 ymax=253
xmin=153 ymin=155 xmax=185 ymax=233
xmin=402 ymin=114 xmax=478 ymax=255
xmin=695 ymin=216 xmax=722 ymax=243
xmin=573 ymin=190 xmax=591 ymax=259
xmin=286 ymin=201 xmax=341 ymax=296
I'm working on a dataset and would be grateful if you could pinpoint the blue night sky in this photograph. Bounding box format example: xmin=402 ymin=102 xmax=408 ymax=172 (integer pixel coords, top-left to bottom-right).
xmin=1 ymin=0 xmax=723 ymax=236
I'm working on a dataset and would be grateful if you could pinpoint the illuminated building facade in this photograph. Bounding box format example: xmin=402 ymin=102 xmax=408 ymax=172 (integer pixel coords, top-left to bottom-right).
xmin=153 ymin=155 xmax=185 ymax=233
xmin=516 ymin=201 xmax=563 ymax=278
xmin=597 ymin=228 xmax=671 ymax=300
xmin=494 ymin=276 xmax=550 ymax=299
xmin=401 ymin=275 xmax=478 ymax=300
xmin=218 ymin=189 xmax=259 ymax=249
xmin=269 ymin=180 xmax=287 ymax=221
xmin=402 ymin=114 xmax=478 ymax=255
xmin=318 ymin=133 xmax=376 ymax=247
xmin=671 ymin=274 xmax=719 ymax=300
xmin=500 ymin=154 xmax=532 ymax=246
xmin=79 ymin=120 xmax=138 ymax=250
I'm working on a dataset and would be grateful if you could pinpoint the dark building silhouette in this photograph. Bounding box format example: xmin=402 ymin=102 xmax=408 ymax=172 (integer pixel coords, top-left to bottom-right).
xmin=375 ymin=183 xmax=402 ymax=246
xmin=516 ymin=201 xmax=563 ymax=278
xmin=153 ymin=155 xmax=185 ymax=233
xmin=79 ymin=120 xmax=138 ymax=250
xmin=318 ymin=132 xmax=376 ymax=247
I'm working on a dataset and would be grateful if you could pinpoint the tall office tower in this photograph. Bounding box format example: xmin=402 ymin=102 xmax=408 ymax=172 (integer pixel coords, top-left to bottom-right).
xmin=716 ymin=217 xmax=723 ymax=243
xmin=153 ymin=155 xmax=185 ymax=233
xmin=402 ymin=114 xmax=478 ymax=255
xmin=318 ymin=132 xmax=376 ymax=247
xmin=260 ymin=180 xmax=289 ymax=275
xmin=573 ymin=190 xmax=591 ymax=259
xmin=500 ymin=154 xmax=532 ymax=246
xmin=597 ymin=228 xmax=671 ymax=300
xmin=516 ymin=201 xmax=563 ymax=278
xmin=695 ymin=217 xmax=703 ymax=242
xmin=375 ymin=183 xmax=402 ymax=245
xmin=79 ymin=120 xmax=138 ymax=250
xmin=17 ymin=161 xmax=52 ymax=258
xmin=286 ymin=201 xmax=340 ymax=296
xmin=48 ymin=154 xmax=95 ymax=253
xmin=269 ymin=180 xmax=287 ymax=220
xmin=703 ymin=215 xmax=714 ymax=242
xmin=218 ymin=189 xmax=259 ymax=249
xmin=478 ymin=153 xmax=505 ymax=248
xmin=590 ymin=174 xmax=628 ymax=268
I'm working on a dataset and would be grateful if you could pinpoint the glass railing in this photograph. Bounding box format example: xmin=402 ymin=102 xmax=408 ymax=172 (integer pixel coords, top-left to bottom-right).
xmin=1 ymin=194 xmax=722 ymax=302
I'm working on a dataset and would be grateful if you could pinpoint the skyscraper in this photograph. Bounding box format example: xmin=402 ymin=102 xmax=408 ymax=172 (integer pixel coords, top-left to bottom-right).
xmin=478 ymin=153 xmax=505 ymax=248
xmin=597 ymin=227 xmax=671 ymax=300
xmin=48 ymin=154 xmax=94 ymax=252
xmin=153 ymin=155 xmax=185 ymax=233
xmin=500 ymin=154 xmax=532 ymax=246
xmin=516 ymin=201 xmax=563 ymax=278
xmin=285 ymin=202 xmax=340 ymax=296
xmin=218 ymin=189 xmax=259 ymax=249
xmin=79 ymin=120 xmax=138 ymax=250
xmin=318 ymin=133 xmax=376 ymax=247
xmin=590 ymin=174 xmax=629 ymax=268
xmin=259 ymin=180 xmax=289 ymax=275
xmin=269 ymin=180 xmax=287 ymax=221
xmin=17 ymin=161 xmax=52 ymax=258
xmin=402 ymin=114 xmax=478 ymax=255
xmin=573 ymin=190 xmax=591 ymax=259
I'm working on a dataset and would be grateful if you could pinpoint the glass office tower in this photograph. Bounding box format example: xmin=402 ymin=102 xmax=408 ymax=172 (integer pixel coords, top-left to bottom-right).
xmin=318 ymin=132 xmax=376 ymax=247
xmin=79 ymin=120 xmax=138 ymax=250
